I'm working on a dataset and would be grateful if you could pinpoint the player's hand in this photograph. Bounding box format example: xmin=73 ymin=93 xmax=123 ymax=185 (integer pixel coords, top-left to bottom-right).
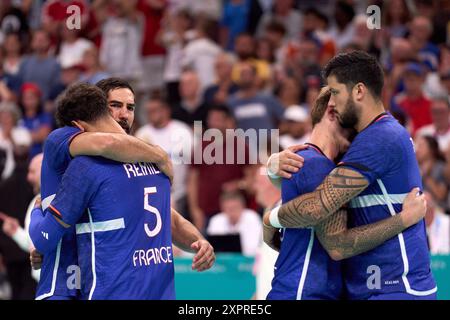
xmin=30 ymin=248 xmax=43 ymax=270
xmin=0 ymin=212 xmax=20 ymax=237
xmin=34 ymin=196 xmax=41 ymax=209
xmin=191 ymin=239 xmax=215 ymax=272
xmin=267 ymin=145 xmax=306 ymax=179
xmin=401 ymin=187 xmax=427 ymax=228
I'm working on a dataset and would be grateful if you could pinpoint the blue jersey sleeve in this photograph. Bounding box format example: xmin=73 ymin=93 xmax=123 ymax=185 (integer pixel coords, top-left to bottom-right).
xmin=44 ymin=127 xmax=82 ymax=174
xmin=50 ymin=156 xmax=100 ymax=226
xmin=338 ymin=130 xmax=403 ymax=184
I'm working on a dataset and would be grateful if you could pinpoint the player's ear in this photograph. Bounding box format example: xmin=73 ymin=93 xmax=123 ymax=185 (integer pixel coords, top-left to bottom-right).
xmin=353 ymin=83 xmax=365 ymax=102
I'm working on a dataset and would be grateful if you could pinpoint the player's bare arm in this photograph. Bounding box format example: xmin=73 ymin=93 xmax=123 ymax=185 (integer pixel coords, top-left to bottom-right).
xmin=264 ymin=167 xmax=369 ymax=228
xmin=315 ymin=188 xmax=426 ymax=261
xmin=266 ymin=145 xmax=306 ymax=189
xmin=70 ymin=132 xmax=173 ymax=184
xmin=171 ymin=209 xmax=215 ymax=272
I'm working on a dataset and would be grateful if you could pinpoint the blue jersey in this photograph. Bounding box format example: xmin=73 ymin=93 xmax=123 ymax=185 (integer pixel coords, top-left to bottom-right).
xmin=50 ymin=156 xmax=175 ymax=300
xmin=339 ymin=114 xmax=436 ymax=299
xmin=37 ymin=126 xmax=82 ymax=299
xmin=267 ymin=145 xmax=343 ymax=300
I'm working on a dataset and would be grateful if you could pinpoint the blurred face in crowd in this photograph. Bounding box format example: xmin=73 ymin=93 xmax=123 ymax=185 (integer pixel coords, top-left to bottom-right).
xmin=256 ymin=38 xmax=273 ymax=62
xmin=207 ymin=109 xmax=230 ymax=133
xmin=180 ymin=71 xmax=200 ymax=100
xmin=252 ymin=166 xmax=280 ymax=207
xmin=215 ymin=54 xmax=233 ymax=81
xmin=238 ymin=63 xmax=256 ymax=90
xmin=327 ymin=75 xmax=360 ymax=129
xmin=107 ymin=88 xmax=135 ymax=134
xmin=61 ymin=67 xmax=81 ymax=85
xmin=298 ymin=40 xmax=319 ymax=66
xmin=0 ymin=110 xmax=15 ymax=132
xmin=287 ymin=120 xmax=308 ymax=139
xmin=234 ymin=35 xmax=255 ymax=60
xmin=22 ymin=90 xmax=41 ymax=115
xmin=390 ymin=38 xmax=414 ymax=63
xmin=221 ymin=197 xmax=244 ymax=226
xmin=61 ymin=27 xmax=79 ymax=42
xmin=27 ymin=153 xmax=43 ymax=194
xmin=113 ymin=0 xmax=137 ymax=17
xmin=403 ymin=72 xmax=424 ymax=96
xmin=4 ymin=33 xmax=21 ymax=55
xmin=430 ymin=99 xmax=450 ymax=130
xmin=82 ymin=47 xmax=100 ymax=70
xmin=31 ymin=30 xmax=50 ymax=54
xmin=410 ymin=16 xmax=432 ymax=43
xmin=274 ymin=0 xmax=293 ymax=14
xmin=415 ymin=136 xmax=430 ymax=163
xmin=146 ymin=99 xmax=170 ymax=129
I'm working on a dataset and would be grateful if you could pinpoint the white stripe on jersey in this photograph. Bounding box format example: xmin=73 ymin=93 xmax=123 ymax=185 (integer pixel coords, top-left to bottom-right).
xmin=42 ymin=194 xmax=56 ymax=211
xmin=349 ymin=193 xmax=408 ymax=209
xmin=35 ymin=240 xmax=62 ymax=300
xmin=296 ymin=229 xmax=315 ymax=300
xmin=76 ymin=218 xmax=125 ymax=235
xmin=88 ymin=210 xmax=97 ymax=300
xmin=377 ymin=179 xmax=437 ymax=296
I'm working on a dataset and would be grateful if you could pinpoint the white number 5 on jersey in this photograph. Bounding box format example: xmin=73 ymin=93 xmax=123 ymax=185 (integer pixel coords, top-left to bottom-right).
xmin=144 ymin=187 xmax=162 ymax=237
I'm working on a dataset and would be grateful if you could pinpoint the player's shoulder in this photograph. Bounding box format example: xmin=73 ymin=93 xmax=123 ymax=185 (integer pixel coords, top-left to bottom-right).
xmin=357 ymin=114 xmax=408 ymax=143
xmin=46 ymin=126 xmax=81 ymax=145
xmin=297 ymin=148 xmax=334 ymax=169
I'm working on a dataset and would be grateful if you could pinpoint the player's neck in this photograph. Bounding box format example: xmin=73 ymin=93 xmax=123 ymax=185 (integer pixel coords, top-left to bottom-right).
xmin=308 ymin=126 xmax=338 ymax=161
xmin=356 ymin=101 xmax=386 ymax=132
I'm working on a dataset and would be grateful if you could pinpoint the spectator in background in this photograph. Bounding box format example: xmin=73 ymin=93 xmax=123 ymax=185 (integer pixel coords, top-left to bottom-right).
xmin=203 ymin=52 xmax=239 ymax=106
xmin=0 ymin=102 xmax=31 ymax=181
xmin=417 ymin=97 xmax=450 ymax=153
xmin=17 ymin=29 xmax=60 ymax=101
xmin=171 ymin=70 xmax=210 ymax=126
xmin=407 ymin=16 xmax=439 ymax=72
xmin=328 ymin=0 xmax=356 ymax=50
xmin=78 ymin=46 xmax=110 ymax=85
xmin=274 ymin=76 xmax=301 ymax=109
xmin=219 ymin=0 xmax=250 ymax=51
xmin=188 ymin=105 xmax=250 ymax=231
xmin=135 ymin=97 xmax=193 ymax=215
xmin=416 ymin=135 xmax=448 ymax=210
xmin=232 ymin=33 xmax=271 ymax=89
xmin=206 ymin=191 xmax=262 ymax=256
xmin=99 ymin=0 xmax=142 ymax=83
xmin=181 ymin=16 xmax=222 ymax=91
xmin=41 ymin=0 xmax=89 ymax=43
xmin=392 ymin=63 xmax=432 ymax=135
xmin=263 ymin=20 xmax=287 ymax=67
xmin=0 ymin=49 xmax=18 ymax=102
xmin=382 ymin=0 xmax=411 ymax=39
xmin=424 ymin=192 xmax=450 ymax=254
xmin=0 ymin=153 xmax=43 ymax=283
xmin=279 ymin=106 xmax=310 ymax=150
xmin=157 ymin=8 xmax=193 ymax=105
xmin=136 ymin=0 xmax=166 ymax=95
xmin=227 ymin=62 xmax=284 ymax=153
xmin=0 ymin=0 xmax=30 ymax=43
xmin=2 ymin=33 xmax=23 ymax=76
xmin=57 ymin=27 xmax=93 ymax=70
xmin=17 ymin=83 xmax=52 ymax=158
xmin=256 ymin=0 xmax=302 ymax=41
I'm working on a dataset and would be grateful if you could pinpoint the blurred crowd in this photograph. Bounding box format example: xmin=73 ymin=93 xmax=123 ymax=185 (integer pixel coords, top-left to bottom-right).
xmin=0 ymin=0 xmax=450 ymax=300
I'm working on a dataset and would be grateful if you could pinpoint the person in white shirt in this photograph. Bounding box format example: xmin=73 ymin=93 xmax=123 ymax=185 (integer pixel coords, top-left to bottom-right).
xmin=416 ymin=96 xmax=450 ymax=153
xmin=424 ymin=192 xmax=450 ymax=254
xmin=135 ymin=97 xmax=193 ymax=214
xmin=279 ymin=105 xmax=311 ymax=150
xmin=182 ymin=16 xmax=222 ymax=91
xmin=0 ymin=153 xmax=42 ymax=282
xmin=58 ymin=28 xmax=93 ymax=70
xmin=207 ymin=191 xmax=262 ymax=256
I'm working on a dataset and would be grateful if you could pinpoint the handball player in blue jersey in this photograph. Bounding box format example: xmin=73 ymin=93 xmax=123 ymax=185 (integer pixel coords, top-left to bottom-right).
xmin=265 ymin=51 xmax=437 ymax=300
xmin=30 ymin=81 xmax=214 ymax=299
xmin=264 ymin=88 xmax=427 ymax=300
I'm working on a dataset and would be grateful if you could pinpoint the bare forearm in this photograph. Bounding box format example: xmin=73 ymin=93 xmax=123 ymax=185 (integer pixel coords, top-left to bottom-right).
xmin=317 ymin=213 xmax=405 ymax=261
xmin=278 ymin=167 xmax=368 ymax=228
xmin=171 ymin=209 xmax=203 ymax=252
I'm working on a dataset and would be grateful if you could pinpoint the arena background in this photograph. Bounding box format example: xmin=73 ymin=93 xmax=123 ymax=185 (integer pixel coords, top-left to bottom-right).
xmin=0 ymin=0 xmax=449 ymax=300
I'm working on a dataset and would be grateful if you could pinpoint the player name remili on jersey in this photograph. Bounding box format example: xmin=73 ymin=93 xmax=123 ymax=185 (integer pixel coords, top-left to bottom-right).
xmin=122 ymin=162 xmax=161 ymax=179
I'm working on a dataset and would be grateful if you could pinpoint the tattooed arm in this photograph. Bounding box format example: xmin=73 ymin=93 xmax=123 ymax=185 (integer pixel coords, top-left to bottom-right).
xmin=315 ymin=188 xmax=427 ymax=261
xmin=268 ymin=166 xmax=369 ymax=228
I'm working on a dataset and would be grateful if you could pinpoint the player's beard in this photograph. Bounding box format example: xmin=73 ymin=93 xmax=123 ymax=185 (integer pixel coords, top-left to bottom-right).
xmin=118 ymin=120 xmax=131 ymax=134
xmin=338 ymin=97 xmax=359 ymax=129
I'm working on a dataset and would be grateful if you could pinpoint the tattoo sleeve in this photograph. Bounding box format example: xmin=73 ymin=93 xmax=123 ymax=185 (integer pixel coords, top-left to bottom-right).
xmin=315 ymin=209 xmax=405 ymax=260
xmin=278 ymin=167 xmax=369 ymax=228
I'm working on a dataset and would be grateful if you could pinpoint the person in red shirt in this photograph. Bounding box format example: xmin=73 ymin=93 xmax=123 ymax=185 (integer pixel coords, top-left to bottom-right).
xmin=393 ymin=62 xmax=432 ymax=135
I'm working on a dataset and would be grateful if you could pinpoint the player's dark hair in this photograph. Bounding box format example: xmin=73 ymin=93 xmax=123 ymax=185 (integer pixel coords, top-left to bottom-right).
xmin=95 ymin=77 xmax=135 ymax=97
xmin=323 ymin=50 xmax=384 ymax=99
xmin=55 ymin=83 xmax=108 ymax=127
xmin=311 ymin=90 xmax=331 ymax=127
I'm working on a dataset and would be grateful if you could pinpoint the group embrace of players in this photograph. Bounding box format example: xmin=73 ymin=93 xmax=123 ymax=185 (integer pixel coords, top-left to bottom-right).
xmin=28 ymin=51 xmax=437 ymax=300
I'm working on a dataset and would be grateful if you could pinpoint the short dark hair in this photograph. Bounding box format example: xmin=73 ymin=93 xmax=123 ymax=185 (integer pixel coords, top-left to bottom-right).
xmin=208 ymin=104 xmax=233 ymax=118
xmin=95 ymin=77 xmax=135 ymax=97
xmin=55 ymin=83 xmax=108 ymax=127
xmin=265 ymin=20 xmax=286 ymax=36
xmin=311 ymin=90 xmax=331 ymax=127
xmin=220 ymin=190 xmax=245 ymax=205
xmin=323 ymin=50 xmax=384 ymax=99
